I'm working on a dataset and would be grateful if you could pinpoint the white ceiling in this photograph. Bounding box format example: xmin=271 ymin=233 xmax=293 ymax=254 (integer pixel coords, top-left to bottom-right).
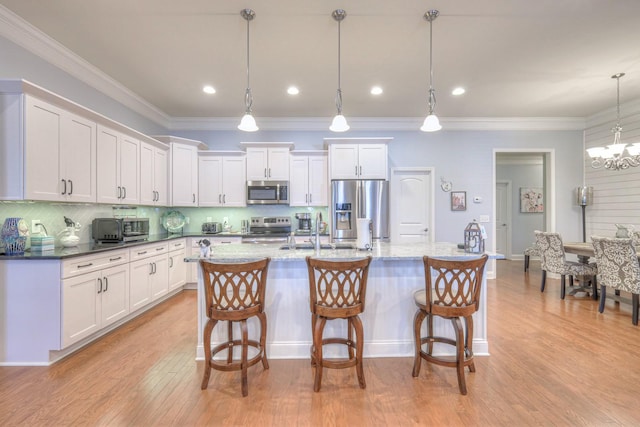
xmin=2 ymin=0 xmax=640 ymax=122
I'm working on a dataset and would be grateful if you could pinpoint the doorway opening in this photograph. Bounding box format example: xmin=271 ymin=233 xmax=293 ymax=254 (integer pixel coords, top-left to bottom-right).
xmin=493 ymin=150 xmax=555 ymax=260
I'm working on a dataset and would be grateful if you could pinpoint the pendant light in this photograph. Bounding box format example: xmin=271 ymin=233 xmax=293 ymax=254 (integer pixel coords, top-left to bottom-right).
xmin=238 ymin=8 xmax=258 ymax=132
xmin=330 ymin=9 xmax=349 ymax=132
xmin=420 ymin=9 xmax=442 ymax=132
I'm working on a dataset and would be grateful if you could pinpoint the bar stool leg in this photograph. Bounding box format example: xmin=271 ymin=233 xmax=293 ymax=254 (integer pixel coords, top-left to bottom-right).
xmin=258 ymin=312 xmax=269 ymax=369
xmin=313 ymin=316 xmax=327 ymax=392
xmin=347 ymin=317 xmax=355 ymax=360
xmin=240 ymin=319 xmax=249 ymax=397
xmin=464 ymin=315 xmax=475 ymax=373
xmin=227 ymin=321 xmax=234 ymax=364
xmin=452 ymin=317 xmax=467 ymax=395
xmin=352 ymin=315 xmax=366 ymax=389
xmin=412 ymin=310 xmax=426 ymax=377
xmin=201 ymin=319 xmax=217 ymax=390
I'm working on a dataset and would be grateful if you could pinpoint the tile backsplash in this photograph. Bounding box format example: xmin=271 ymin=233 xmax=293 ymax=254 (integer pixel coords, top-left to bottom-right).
xmin=0 ymin=201 xmax=328 ymax=248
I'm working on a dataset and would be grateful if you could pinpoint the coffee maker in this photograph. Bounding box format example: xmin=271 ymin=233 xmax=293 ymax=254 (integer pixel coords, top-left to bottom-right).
xmin=295 ymin=213 xmax=311 ymax=233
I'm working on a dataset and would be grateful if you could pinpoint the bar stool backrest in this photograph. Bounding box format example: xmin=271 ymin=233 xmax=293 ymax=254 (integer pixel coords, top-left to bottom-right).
xmin=422 ymin=255 xmax=488 ymax=317
xmin=306 ymin=257 xmax=372 ymax=318
xmin=199 ymin=258 xmax=270 ymax=320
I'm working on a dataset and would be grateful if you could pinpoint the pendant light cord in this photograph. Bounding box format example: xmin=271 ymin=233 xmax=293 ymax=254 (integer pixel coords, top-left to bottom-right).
xmin=335 ymin=16 xmax=343 ymax=114
xmin=428 ymin=13 xmax=436 ymax=115
xmin=243 ymin=10 xmax=253 ymax=113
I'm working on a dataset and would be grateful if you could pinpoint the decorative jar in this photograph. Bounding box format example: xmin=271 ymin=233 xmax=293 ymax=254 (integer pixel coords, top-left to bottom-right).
xmin=1 ymin=217 xmax=29 ymax=255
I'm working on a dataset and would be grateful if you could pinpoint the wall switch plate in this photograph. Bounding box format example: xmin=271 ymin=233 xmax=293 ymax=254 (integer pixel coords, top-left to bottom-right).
xmin=31 ymin=220 xmax=41 ymax=234
xmin=479 ymin=215 xmax=490 ymax=223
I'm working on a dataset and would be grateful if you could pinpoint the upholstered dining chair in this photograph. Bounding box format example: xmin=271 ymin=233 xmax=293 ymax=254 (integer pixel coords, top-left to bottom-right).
xmin=534 ymin=231 xmax=598 ymax=299
xmin=199 ymin=257 xmax=271 ymax=397
xmin=591 ymin=236 xmax=640 ymax=325
xmin=412 ymin=255 xmax=488 ymax=395
xmin=524 ymin=244 xmax=540 ymax=272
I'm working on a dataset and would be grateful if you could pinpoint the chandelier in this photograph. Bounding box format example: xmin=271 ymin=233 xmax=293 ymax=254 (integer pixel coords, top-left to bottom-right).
xmin=586 ymin=73 xmax=640 ymax=170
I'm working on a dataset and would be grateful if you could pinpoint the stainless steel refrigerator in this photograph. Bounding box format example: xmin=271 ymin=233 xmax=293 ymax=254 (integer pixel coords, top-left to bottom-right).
xmin=331 ymin=180 xmax=389 ymax=242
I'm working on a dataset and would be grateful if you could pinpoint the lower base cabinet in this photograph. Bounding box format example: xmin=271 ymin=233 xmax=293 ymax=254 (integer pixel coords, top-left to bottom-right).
xmin=129 ymin=243 xmax=169 ymax=311
xmin=169 ymin=246 xmax=187 ymax=290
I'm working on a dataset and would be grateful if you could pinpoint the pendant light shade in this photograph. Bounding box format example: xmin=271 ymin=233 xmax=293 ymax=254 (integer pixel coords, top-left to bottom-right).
xmin=238 ymin=9 xmax=258 ymax=132
xmin=330 ymin=9 xmax=349 ymax=132
xmin=421 ymin=9 xmax=442 ymax=132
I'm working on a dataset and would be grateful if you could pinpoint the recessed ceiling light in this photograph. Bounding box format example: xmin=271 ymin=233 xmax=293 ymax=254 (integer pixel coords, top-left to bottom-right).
xmin=287 ymin=86 xmax=300 ymax=95
xmin=203 ymin=85 xmax=216 ymax=94
xmin=452 ymin=87 xmax=465 ymax=96
xmin=370 ymin=86 xmax=383 ymax=95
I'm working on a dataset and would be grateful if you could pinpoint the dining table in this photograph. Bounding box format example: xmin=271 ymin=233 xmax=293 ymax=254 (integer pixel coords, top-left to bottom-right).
xmin=563 ymin=242 xmax=599 ymax=299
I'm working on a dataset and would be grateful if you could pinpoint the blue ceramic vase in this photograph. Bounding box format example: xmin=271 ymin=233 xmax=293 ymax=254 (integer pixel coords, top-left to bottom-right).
xmin=1 ymin=217 xmax=29 ymax=255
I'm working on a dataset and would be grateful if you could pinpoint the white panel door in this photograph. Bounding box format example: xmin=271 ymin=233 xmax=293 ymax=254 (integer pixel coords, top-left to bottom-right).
xmin=358 ymin=144 xmax=388 ymax=180
xmin=154 ymin=148 xmax=168 ymax=205
xmin=139 ymin=142 xmax=155 ymax=205
xmin=119 ymin=135 xmax=139 ymax=204
xmin=62 ymin=271 xmax=101 ymax=347
xmin=289 ymin=156 xmax=310 ymax=206
xmin=308 ymin=155 xmax=328 ymax=206
xmin=495 ymin=181 xmax=510 ymax=257
xmin=198 ymin=156 xmax=223 ymax=206
xmin=96 ymin=126 xmax=120 ymax=204
xmin=100 ymin=264 xmax=130 ymax=327
xmin=391 ymin=168 xmax=433 ymax=243
xmin=221 ymin=156 xmax=247 ymax=207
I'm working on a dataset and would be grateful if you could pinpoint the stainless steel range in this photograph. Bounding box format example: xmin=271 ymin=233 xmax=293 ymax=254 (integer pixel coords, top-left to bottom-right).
xmin=241 ymin=216 xmax=291 ymax=244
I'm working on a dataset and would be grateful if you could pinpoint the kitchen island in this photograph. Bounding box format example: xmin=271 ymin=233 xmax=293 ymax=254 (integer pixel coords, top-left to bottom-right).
xmin=187 ymin=241 xmax=500 ymax=360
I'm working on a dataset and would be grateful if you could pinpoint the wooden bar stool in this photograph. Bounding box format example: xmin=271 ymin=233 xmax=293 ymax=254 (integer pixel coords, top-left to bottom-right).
xmin=412 ymin=255 xmax=488 ymax=395
xmin=305 ymin=256 xmax=372 ymax=392
xmin=199 ymin=258 xmax=270 ymax=397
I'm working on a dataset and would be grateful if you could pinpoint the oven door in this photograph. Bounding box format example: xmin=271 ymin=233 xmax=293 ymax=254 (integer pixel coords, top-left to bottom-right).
xmin=246 ymin=181 xmax=289 ymax=205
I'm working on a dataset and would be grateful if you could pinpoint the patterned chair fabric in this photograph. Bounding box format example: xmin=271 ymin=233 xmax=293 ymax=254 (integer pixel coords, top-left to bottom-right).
xmin=591 ymin=236 xmax=640 ymax=325
xmin=523 ymin=244 xmax=540 ymax=272
xmin=534 ymin=231 xmax=598 ymax=299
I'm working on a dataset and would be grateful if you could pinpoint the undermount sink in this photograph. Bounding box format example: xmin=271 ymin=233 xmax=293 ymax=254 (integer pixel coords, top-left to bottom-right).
xmin=279 ymin=243 xmax=355 ymax=250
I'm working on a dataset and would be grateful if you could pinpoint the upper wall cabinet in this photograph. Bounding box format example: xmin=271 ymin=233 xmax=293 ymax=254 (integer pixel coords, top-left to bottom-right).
xmin=289 ymin=151 xmax=328 ymax=207
xmin=140 ymin=141 xmax=168 ymax=206
xmin=198 ymin=152 xmax=246 ymax=207
xmin=0 ymin=89 xmax=97 ymax=202
xmin=153 ymin=136 xmax=207 ymax=207
xmin=326 ymin=138 xmax=391 ymax=180
xmin=96 ymin=125 xmax=140 ymax=205
xmin=242 ymin=143 xmax=294 ymax=181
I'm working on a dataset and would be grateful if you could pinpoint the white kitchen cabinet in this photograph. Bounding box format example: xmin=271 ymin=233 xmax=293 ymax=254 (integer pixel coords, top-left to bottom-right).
xmin=168 ymin=240 xmax=187 ymax=291
xmin=329 ymin=143 xmax=388 ymax=180
xmin=61 ymin=250 xmax=129 ymax=347
xmin=129 ymin=242 xmax=169 ymax=311
xmin=246 ymin=147 xmax=291 ymax=181
xmin=140 ymin=141 xmax=168 ymax=205
xmin=23 ymin=95 xmax=97 ymax=202
xmin=198 ymin=152 xmax=246 ymax=207
xmin=170 ymin=142 xmax=199 ymax=206
xmin=96 ymin=125 xmax=139 ymax=204
xmin=289 ymin=152 xmax=328 ymax=206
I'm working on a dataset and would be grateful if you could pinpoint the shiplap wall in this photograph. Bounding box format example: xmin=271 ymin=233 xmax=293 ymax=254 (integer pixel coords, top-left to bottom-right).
xmin=584 ymin=99 xmax=640 ymax=238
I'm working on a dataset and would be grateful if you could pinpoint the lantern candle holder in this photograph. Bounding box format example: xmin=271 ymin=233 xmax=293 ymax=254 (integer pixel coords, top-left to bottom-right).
xmin=464 ymin=220 xmax=485 ymax=254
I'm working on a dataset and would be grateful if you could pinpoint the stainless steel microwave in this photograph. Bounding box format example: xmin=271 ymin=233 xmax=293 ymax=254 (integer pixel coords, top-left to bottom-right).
xmin=246 ymin=181 xmax=289 ymax=205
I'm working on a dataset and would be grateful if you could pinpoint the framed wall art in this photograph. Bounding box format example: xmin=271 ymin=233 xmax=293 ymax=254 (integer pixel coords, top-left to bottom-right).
xmin=451 ymin=191 xmax=467 ymax=211
xmin=520 ymin=187 xmax=544 ymax=213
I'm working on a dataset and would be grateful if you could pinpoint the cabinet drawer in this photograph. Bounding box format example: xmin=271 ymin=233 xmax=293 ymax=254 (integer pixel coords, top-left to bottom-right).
xmin=62 ymin=249 xmax=129 ymax=278
xmin=168 ymin=239 xmax=186 ymax=252
xmin=129 ymin=242 xmax=169 ymax=261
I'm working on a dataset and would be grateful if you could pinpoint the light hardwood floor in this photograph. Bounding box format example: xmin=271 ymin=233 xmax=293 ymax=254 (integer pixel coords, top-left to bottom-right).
xmin=1 ymin=260 xmax=640 ymax=426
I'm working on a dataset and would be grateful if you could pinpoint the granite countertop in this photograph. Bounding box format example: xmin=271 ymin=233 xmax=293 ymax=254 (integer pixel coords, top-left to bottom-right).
xmin=185 ymin=241 xmax=501 ymax=262
xmin=0 ymin=231 xmax=333 ymax=260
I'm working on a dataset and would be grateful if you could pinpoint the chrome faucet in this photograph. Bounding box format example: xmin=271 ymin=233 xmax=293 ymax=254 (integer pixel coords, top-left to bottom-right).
xmin=310 ymin=212 xmax=323 ymax=251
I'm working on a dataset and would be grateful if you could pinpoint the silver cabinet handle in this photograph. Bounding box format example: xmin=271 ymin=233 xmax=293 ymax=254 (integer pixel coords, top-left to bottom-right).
xmin=156 ymin=247 xmax=164 ymax=251
xmin=218 ymin=194 xmax=222 ymax=204
xmin=192 ymin=193 xmax=195 ymax=203
xmin=359 ymin=165 xmax=362 ymax=175
xmin=117 ymin=186 xmax=121 ymax=199
xmin=69 ymin=180 xmax=73 ymax=195
xmin=268 ymin=168 xmax=271 ymax=177
xmin=355 ymin=165 xmax=358 ymax=175
xmin=305 ymin=194 xmax=308 ymax=203
xmin=77 ymin=262 xmax=93 ymax=269
xmin=97 ymin=278 xmax=103 ymax=294
xmin=264 ymin=168 xmax=267 ymax=178
xmin=169 ymin=256 xmax=173 ymax=268
xmin=138 ymin=250 xmax=147 ymax=255
xmin=123 ymin=187 xmax=127 ymax=199
xmin=109 ymin=256 xmax=122 ymax=261
xmin=104 ymin=277 xmax=108 ymax=292
xmin=309 ymin=194 xmax=312 ymax=203
xmin=223 ymin=194 xmax=226 ymax=204
xmin=61 ymin=179 xmax=67 ymax=195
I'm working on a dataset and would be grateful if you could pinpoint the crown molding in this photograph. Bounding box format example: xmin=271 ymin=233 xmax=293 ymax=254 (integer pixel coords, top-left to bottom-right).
xmin=169 ymin=116 xmax=586 ymax=132
xmin=0 ymin=5 xmax=170 ymax=128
